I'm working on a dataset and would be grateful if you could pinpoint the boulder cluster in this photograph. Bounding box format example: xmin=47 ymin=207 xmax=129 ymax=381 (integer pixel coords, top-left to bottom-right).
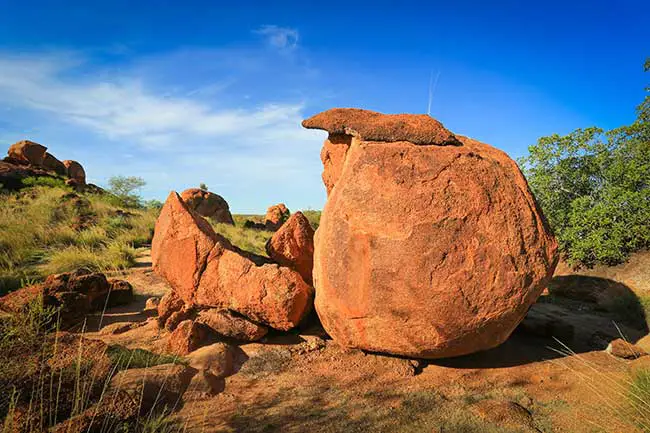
xmin=151 ymin=108 xmax=559 ymax=360
xmin=0 ymin=269 xmax=133 ymax=328
xmin=1 ymin=140 xmax=88 ymax=190
xmin=152 ymin=192 xmax=315 ymax=355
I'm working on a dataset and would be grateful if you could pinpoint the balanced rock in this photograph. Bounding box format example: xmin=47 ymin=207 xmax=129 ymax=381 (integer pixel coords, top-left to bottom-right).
xmin=180 ymin=188 xmax=235 ymax=224
xmin=266 ymin=211 xmax=315 ymax=284
xmin=265 ymin=203 xmax=290 ymax=231
xmin=63 ymin=160 xmax=86 ymax=185
xmin=302 ymin=108 xmax=559 ymax=359
xmin=152 ymin=192 xmax=313 ymax=331
xmin=7 ymin=140 xmax=47 ymax=166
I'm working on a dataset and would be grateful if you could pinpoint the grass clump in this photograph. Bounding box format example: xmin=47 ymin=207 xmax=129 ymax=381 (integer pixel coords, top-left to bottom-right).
xmin=212 ymin=222 xmax=273 ymax=257
xmin=106 ymin=345 xmax=185 ymax=371
xmin=0 ymin=185 xmax=158 ymax=295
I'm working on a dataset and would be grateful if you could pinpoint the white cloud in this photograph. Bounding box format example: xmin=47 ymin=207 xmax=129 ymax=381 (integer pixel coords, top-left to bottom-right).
xmin=0 ymin=49 xmax=328 ymax=212
xmin=255 ymin=25 xmax=299 ymax=50
xmin=0 ymin=53 xmax=312 ymax=148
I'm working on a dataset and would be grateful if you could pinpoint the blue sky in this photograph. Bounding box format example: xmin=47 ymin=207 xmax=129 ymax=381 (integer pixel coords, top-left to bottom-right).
xmin=0 ymin=0 xmax=647 ymax=213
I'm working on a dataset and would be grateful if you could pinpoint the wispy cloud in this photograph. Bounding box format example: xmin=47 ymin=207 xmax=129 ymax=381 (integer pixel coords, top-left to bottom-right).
xmin=255 ymin=25 xmax=299 ymax=50
xmin=0 ymin=46 xmax=328 ymax=212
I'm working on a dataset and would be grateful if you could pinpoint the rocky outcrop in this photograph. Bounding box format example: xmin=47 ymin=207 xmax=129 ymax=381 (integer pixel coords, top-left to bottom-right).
xmin=7 ymin=140 xmax=47 ymax=166
xmin=0 ymin=269 xmax=133 ymax=328
xmin=63 ymin=160 xmax=86 ymax=185
xmin=266 ymin=211 xmax=315 ymax=284
xmin=180 ymin=188 xmax=235 ymax=224
xmin=152 ymin=192 xmax=313 ymax=342
xmin=166 ymin=319 xmax=208 ymax=356
xmin=265 ymin=203 xmax=290 ymax=231
xmin=2 ymin=140 xmax=92 ymax=190
xmin=302 ymin=108 xmax=559 ymax=359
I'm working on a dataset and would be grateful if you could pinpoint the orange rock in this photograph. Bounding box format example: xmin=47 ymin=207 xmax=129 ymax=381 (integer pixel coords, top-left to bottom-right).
xmin=157 ymin=290 xmax=185 ymax=328
xmin=165 ymin=319 xmax=207 ymax=355
xmin=264 ymin=203 xmax=290 ymax=231
xmin=62 ymin=160 xmax=86 ymax=185
xmin=320 ymin=134 xmax=351 ymax=195
xmin=196 ymin=309 xmax=268 ymax=342
xmin=152 ymin=192 xmax=219 ymax=305
xmin=304 ymin=108 xmax=559 ymax=359
xmin=196 ymin=242 xmax=313 ymax=331
xmin=7 ymin=140 xmax=47 ymax=166
xmin=180 ymin=188 xmax=235 ymax=225
xmin=42 ymin=152 xmax=67 ymax=175
xmin=152 ymin=192 xmax=314 ymax=331
xmin=266 ymin=211 xmax=315 ymax=284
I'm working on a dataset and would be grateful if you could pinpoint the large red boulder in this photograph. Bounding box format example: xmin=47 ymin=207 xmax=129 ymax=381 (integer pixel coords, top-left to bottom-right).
xmin=302 ymin=108 xmax=559 ymax=359
xmin=7 ymin=140 xmax=47 ymax=166
xmin=63 ymin=160 xmax=86 ymax=185
xmin=264 ymin=203 xmax=290 ymax=231
xmin=266 ymin=211 xmax=315 ymax=284
xmin=152 ymin=192 xmax=314 ymax=331
xmin=180 ymin=188 xmax=235 ymax=225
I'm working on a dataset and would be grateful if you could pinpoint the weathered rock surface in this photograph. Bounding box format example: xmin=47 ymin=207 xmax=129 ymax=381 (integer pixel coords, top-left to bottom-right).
xmin=266 ymin=211 xmax=315 ymax=284
xmin=186 ymin=342 xmax=235 ymax=377
xmin=152 ymin=192 xmax=313 ymax=331
xmin=157 ymin=290 xmax=185 ymax=328
xmin=166 ymin=319 xmax=207 ymax=355
xmin=606 ymin=338 xmax=647 ymax=359
xmin=196 ymin=309 xmax=268 ymax=342
xmin=108 ymin=363 xmax=196 ymax=413
xmin=0 ymin=269 xmax=133 ymax=327
xmin=63 ymin=160 xmax=86 ymax=185
xmin=303 ymin=108 xmax=559 ymax=359
xmin=42 ymin=152 xmax=67 ymax=175
xmin=7 ymin=140 xmax=47 ymax=166
xmin=265 ymin=203 xmax=290 ymax=231
xmin=180 ymin=188 xmax=235 ymax=224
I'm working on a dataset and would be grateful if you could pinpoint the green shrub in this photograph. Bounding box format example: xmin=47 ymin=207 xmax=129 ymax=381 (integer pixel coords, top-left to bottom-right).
xmin=520 ymin=59 xmax=650 ymax=267
xmin=20 ymin=176 xmax=69 ymax=189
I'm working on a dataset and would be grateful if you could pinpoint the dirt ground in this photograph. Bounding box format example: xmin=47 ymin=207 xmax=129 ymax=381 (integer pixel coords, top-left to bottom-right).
xmin=82 ymin=250 xmax=649 ymax=433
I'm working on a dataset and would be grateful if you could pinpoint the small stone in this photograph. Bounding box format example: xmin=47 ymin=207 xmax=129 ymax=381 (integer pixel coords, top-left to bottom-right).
xmin=606 ymin=338 xmax=648 ymax=359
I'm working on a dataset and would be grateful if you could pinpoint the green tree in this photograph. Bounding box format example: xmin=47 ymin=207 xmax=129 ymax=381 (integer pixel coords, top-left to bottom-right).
xmin=199 ymin=182 xmax=208 ymax=191
xmin=520 ymin=59 xmax=650 ymax=267
xmin=107 ymin=176 xmax=147 ymax=208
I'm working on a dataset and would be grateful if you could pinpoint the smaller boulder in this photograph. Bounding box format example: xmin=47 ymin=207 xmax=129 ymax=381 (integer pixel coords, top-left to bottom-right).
xmin=186 ymin=342 xmax=235 ymax=378
xmin=184 ymin=371 xmax=225 ymax=401
xmin=7 ymin=140 xmax=47 ymax=166
xmin=606 ymin=338 xmax=648 ymax=359
xmin=157 ymin=291 xmax=185 ymax=328
xmin=145 ymin=297 xmax=161 ymax=311
xmin=63 ymin=160 xmax=86 ymax=185
xmin=266 ymin=211 xmax=315 ymax=284
xmin=42 ymin=152 xmax=67 ymax=175
xmin=165 ymin=308 xmax=193 ymax=332
xmin=166 ymin=320 xmax=207 ymax=356
xmin=102 ymin=279 xmax=134 ymax=308
xmin=108 ymin=363 xmax=196 ymax=414
xmin=180 ymin=188 xmax=235 ymax=224
xmin=264 ymin=203 xmax=290 ymax=231
xmin=196 ymin=309 xmax=268 ymax=342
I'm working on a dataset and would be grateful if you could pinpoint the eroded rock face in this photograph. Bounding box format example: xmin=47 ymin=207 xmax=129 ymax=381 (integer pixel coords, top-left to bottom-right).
xmin=63 ymin=160 xmax=86 ymax=185
xmin=266 ymin=211 xmax=315 ymax=284
xmin=166 ymin=319 xmax=207 ymax=356
xmin=303 ymin=108 xmax=559 ymax=359
xmin=196 ymin=309 xmax=268 ymax=342
xmin=7 ymin=140 xmax=47 ymax=166
xmin=265 ymin=203 xmax=290 ymax=231
xmin=42 ymin=152 xmax=67 ymax=175
xmin=152 ymin=192 xmax=314 ymax=332
xmin=180 ymin=188 xmax=235 ymax=225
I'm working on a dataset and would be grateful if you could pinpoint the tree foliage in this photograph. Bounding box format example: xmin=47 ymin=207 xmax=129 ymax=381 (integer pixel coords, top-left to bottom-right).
xmin=520 ymin=59 xmax=650 ymax=267
xmin=107 ymin=176 xmax=147 ymax=208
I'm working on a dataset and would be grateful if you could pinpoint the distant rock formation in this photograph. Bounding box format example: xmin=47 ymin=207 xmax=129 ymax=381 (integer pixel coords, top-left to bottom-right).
xmin=302 ymin=108 xmax=559 ymax=359
xmin=264 ymin=203 xmax=290 ymax=231
xmin=1 ymin=140 xmax=91 ymax=190
xmin=180 ymin=188 xmax=235 ymax=224
xmin=266 ymin=211 xmax=315 ymax=284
